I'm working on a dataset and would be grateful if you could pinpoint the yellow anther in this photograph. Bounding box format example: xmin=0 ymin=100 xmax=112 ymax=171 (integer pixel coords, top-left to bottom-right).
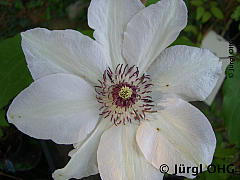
xmin=118 ymin=86 xmax=133 ymax=99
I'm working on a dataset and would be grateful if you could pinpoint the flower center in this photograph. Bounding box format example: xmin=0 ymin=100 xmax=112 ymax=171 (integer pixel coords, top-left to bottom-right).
xmin=95 ymin=64 xmax=155 ymax=125
xmin=118 ymin=86 xmax=132 ymax=99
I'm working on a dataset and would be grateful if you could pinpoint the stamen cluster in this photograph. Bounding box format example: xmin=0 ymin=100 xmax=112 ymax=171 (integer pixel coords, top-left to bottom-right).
xmin=95 ymin=64 xmax=154 ymax=125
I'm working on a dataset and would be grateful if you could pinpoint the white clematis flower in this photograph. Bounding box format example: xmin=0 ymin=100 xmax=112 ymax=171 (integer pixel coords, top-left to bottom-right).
xmin=7 ymin=0 xmax=222 ymax=179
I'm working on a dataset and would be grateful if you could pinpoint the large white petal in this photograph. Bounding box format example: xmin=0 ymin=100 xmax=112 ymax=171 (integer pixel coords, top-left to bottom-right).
xmin=136 ymin=98 xmax=216 ymax=178
xmin=21 ymin=28 xmax=109 ymax=85
xmin=123 ymin=0 xmax=187 ymax=73
xmin=52 ymin=118 xmax=112 ymax=180
xmin=148 ymin=45 xmax=222 ymax=101
xmin=88 ymin=0 xmax=144 ymax=68
xmin=97 ymin=124 xmax=163 ymax=180
xmin=7 ymin=73 xmax=99 ymax=144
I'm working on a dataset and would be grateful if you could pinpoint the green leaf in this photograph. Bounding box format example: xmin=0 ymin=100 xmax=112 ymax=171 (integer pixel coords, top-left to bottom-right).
xmin=196 ymin=6 xmax=205 ymax=20
xmin=14 ymin=0 xmax=24 ymax=9
xmin=145 ymin=0 xmax=158 ymax=6
xmin=202 ymin=12 xmax=212 ymax=23
xmin=210 ymin=100 xmax=217 ymax=112
xmin=184 ymin=25 xmax=198 ymax=35
xmin=46 ymin=7 xmax=51 ymax=20
xmin=0 ymin=0 xmax=10 ymax=6
xmin=202 ymin=108 xmax=211 ymax=117
xmin=190 ymin=0 xmax=203 ymax=6
xmin=231 ymin=6 xmax=240 ymax=21
xmin=210 ymin=2 xmax=218 ymax=7
xmin=0 ymin=128 xmax=3 ymax=138
xmin=205 ymin=168 xmax=231 ymax=180
xmin=205 ymin=158 xmax=232 ymax=180
xmin=0 ymin=34 xmax=33 ymax=109
xmin=197 ymin=32 xmax=202 ymax=42
xmin=223 ymin=61 xmax=240 ymax=144
xmin=211 ymin=7 xmax=224 ymax=19
xmin=26 ymin=0 xmax=43 ymax=9
xmin=197 ymin=158 xmax=232 ymax=180
xmin=0 ymin=109 xmax=8 ymax=127
xmin=216 ymin=132 xmax=223 ymax=146
xmin=171 ymin=36 xmax=197 ymax=47
xmin=215 ymin=147 xmax=238 ymax=158
xmin=80 ymin=30 xmax=94 ymax=39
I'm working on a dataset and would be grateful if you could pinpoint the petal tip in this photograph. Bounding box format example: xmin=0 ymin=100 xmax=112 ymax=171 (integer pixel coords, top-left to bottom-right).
xmin=52 ymin=170 xmax=67 ymax=180
xmin=6 ymin=106 xmax=16 ymax=123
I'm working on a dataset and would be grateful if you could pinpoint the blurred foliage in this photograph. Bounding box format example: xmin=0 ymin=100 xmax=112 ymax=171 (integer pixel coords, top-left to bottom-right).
xmin=231 ymin=3 xmax=240 ymax=31
xmin=223 ymin=61 xmax=240 ymax=144
xmin=0 ymin=0 xmax=240 ymax=179
xmin=0 ymin=34 xmax=33 ymax=140
xmin=0 ymin=35 xmax=33 ymax=109
xmin=0 ymin=0 xmax=90 ymax=40
xmin=0 ymin=109 xmax=9 ymax=138
xmin=147 ymin=0 xmax=240 ymax=46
